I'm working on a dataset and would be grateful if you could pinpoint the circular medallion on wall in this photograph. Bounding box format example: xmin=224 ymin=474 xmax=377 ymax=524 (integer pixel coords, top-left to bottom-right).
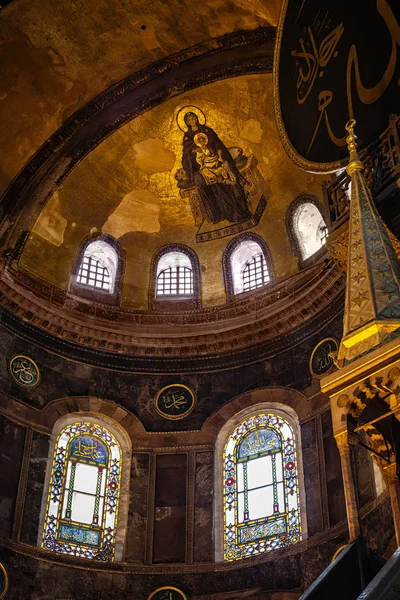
xmin=155 ymin=384 xmax=195 ymax=420
xmin=309 ymin=338 xmax=339 ymax=378
xmin=9 ymin=355 xmax=40 ymax=388
xmin=148 ymin=588 xmax=187 ymax=600
xmin=0 ymin=563 xmax=8 ymax=599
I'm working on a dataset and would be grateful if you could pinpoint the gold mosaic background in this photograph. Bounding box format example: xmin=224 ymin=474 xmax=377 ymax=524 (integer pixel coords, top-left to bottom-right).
xmin=0 ymin=0 xmax=281 ymax=198
xmin=19 ymin=74 xmax=326 ymax=309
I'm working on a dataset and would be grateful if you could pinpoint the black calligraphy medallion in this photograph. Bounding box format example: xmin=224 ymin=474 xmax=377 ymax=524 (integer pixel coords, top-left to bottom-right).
xmin=275 ymin=0 xmax=400 ymax=170
xmin=0 ymin=563 xmax=8 ymax=599
xmin=148 ymin=587 xmax=187 ymax=600
xmin=9 ymin=355 xmax=40 ymax=388
xmin=155 ymin=384 xmax=195 ymax=420
xmin=309 ymin=338 xmax=338 ymax=378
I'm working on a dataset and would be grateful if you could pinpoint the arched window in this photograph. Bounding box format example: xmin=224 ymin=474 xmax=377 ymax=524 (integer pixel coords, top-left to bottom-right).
xmin=70 ymin=234 xmax=124 ymax=304
xmin=223 ymin=234 xmax=273 ymax=297
xmin=150 ymin=245 xmax=201 ymax=309
xmin=40 ymin=417 xmax=130 ymax=561
xmin=156 ymin=251 xmax=193 ymax=297
xmin=287 ymin=196 xmax=328 ymax=264
xmin=222 ymin=411 xmax=302 ymax=561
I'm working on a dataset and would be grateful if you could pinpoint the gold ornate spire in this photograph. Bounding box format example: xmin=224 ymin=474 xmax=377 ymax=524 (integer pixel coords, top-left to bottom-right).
xmin=338 ymin=119 xmax=400 ymax=365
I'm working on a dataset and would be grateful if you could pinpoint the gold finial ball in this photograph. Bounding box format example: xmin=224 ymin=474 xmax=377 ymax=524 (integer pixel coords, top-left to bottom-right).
xmin=337 ymin=394 xmax=350 ymax=408
xmin=345 ymin=118 xmax=360 ymax=157
xmin=345 ymin=119 xmax=356 ymax=133
xmin=388 ymin=367 xmax=400 ymax=382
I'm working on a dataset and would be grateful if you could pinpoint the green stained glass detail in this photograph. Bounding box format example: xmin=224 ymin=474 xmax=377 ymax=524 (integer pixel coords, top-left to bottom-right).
xmin=41 ymin=422 xmax=122 ymax=562
xmin=223 ymin=413 xmax=302 ymax=561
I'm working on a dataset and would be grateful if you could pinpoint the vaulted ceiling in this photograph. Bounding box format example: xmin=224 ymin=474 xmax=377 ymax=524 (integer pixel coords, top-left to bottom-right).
xmin=0 ymin=0 xmax=332 ymax=314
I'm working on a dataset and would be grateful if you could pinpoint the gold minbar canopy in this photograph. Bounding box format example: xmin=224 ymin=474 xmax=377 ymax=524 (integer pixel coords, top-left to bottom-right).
xmin=338 ymin=119 xmax=400 ymax=365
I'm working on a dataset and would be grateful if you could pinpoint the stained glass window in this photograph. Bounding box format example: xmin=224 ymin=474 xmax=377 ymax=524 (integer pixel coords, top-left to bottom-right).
xmin=223 ymin=413 xmax=302 ymax=561
xmin=41 ymin=421 xmax=122 ymax=561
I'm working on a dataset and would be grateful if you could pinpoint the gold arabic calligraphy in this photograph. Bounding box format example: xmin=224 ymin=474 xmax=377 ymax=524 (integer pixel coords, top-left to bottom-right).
xmin=292 ymin=23 xmax=344 ymax=105
xmin=291 ymin=0 xmax=400 ymax=155
xmin=73 ymin=438 xmax=103 ymax=461
xmin=162 ymin=392 xmax=188 ymax=411
xmin=12 ymin=358 xmax=37 ymax=385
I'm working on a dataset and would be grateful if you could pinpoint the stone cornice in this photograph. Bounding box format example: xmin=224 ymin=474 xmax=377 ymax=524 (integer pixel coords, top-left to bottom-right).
xmin=0 ymin=491 xmax=389 ymax=574
xmin=0 ymin=258 xmax=345 ymax=372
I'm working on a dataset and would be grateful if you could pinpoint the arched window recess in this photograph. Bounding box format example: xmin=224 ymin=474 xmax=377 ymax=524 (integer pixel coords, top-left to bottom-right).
xmin=223 ymin=233 xmax=273 ymax=299
xmin=69 ymin=234 xmax=124 ymax=305
xmin=149 ymin=244 xmax=201 ymax=310
xmin=38 ymin=414 xmax=131 ymax=562
xmin=286 ymin=195 xmax=328 ymax=267
xmin=215 ymin=403 xmax=306 ymax=562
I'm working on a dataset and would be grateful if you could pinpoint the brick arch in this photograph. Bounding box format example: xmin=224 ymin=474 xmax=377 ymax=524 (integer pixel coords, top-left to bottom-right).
xmin=202 ymin=386 xmax=309 ymax=439
xmin=41 ymin=397 xmax=148 ymax=442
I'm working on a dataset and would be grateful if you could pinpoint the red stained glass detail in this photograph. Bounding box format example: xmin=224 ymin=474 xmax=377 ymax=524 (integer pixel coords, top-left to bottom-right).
xmin=225 ymin=477 xmax=234 ymax=486
xmin=286 ymin=461 xmax=294 ymax=470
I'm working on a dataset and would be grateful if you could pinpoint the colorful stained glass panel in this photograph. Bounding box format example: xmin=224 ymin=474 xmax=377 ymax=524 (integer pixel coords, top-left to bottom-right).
xmin=69 ymin=436 xmax=108 ymax=466
xmin=223 ymin=413 xmax=302 ymax=561
xmin=42 ymin=422 xmax=121 ymax=561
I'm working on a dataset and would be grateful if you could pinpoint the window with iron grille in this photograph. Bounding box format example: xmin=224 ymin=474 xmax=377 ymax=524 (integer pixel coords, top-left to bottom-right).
xmin=77 ymin=255 xmax=111 ymax=291
xmin=227 ymin=236 xmax=271 ymax=296
xmin=242 ymin=253 xmax=269 ymax=292
xmin=73 ymin=238 xmax=119 ymax=296
xmin=156 ymin=265 xmax=193 ymax=296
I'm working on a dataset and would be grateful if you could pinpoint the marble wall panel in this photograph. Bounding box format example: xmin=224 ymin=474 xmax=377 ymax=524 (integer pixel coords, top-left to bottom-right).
xmin=362 ymin=496 xmax=394 ymax=556
xmin=194 ymin=451 xmax=214 ymax=562
xmin=321 ymin=409 xmax=346 ymax=526
xmin=20 ymin=431 xmax=49 ymax=545
xmin=354 ymin=439 xmax=375 ymax=507
xmin=0 ymin=310 xmax=340 ymax=433
xmin=125 ymin=452 xmax=150 ymax=562
xmin=0 ymin=415 xmax=25 ymax=537
xmin=301 ymin=418 xmax=324 ymax=537
xmin=153 ymin=454 xmax=187 ymax=563
xmin=0 ymin=487 xmax=394 ymax=600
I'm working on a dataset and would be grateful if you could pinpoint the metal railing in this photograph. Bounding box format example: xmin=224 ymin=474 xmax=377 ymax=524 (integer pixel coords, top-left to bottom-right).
xmin=323 ymin=115 xmax=400 ymax=235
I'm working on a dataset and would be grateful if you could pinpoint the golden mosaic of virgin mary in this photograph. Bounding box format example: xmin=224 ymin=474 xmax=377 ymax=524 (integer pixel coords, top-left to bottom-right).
xmin=176 ymin=106 xmax=252 ymax=225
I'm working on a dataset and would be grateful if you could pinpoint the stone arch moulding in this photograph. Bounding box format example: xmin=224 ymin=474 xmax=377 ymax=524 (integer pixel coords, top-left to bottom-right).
xmin=0 ymin=27 xmax=275 ymax=252
xmin=213 ymin=388 xmax=308 ymax=562
xmin=36 ymin=412 xmax=132 ymax=562
xmin=148 ymin=243 xmax=201 ymax=310
xmin=285 ymin=194 xmax=329 ymax=269
xmin=222 ymin=232 xmax=274 ymax=299
xmin=69 ymin=233 xmax=126 ymax=305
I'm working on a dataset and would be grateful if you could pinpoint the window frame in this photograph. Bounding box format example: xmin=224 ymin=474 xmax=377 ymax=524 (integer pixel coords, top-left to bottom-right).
xmin=222 ymin=233 xmax=273 ymax=300
xmin=69 ymin=234 xmax=125 ymax=305
xmin=286 ymin=195 xmax=329 ymax=268
xmin=149 ymin=244 xmax=201 ymax=310
xmin=37 ymin=413 xmax=131 ymax=562
xmin=214 ymin=402 xmax=307 ymax=562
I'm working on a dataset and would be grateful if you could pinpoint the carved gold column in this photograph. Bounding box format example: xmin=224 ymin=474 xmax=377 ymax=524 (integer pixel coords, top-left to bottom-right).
xmin=335 ymin=431 xmax=360 ymax=540
xmin=383 ymin=462 xmax=400 ymax=546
